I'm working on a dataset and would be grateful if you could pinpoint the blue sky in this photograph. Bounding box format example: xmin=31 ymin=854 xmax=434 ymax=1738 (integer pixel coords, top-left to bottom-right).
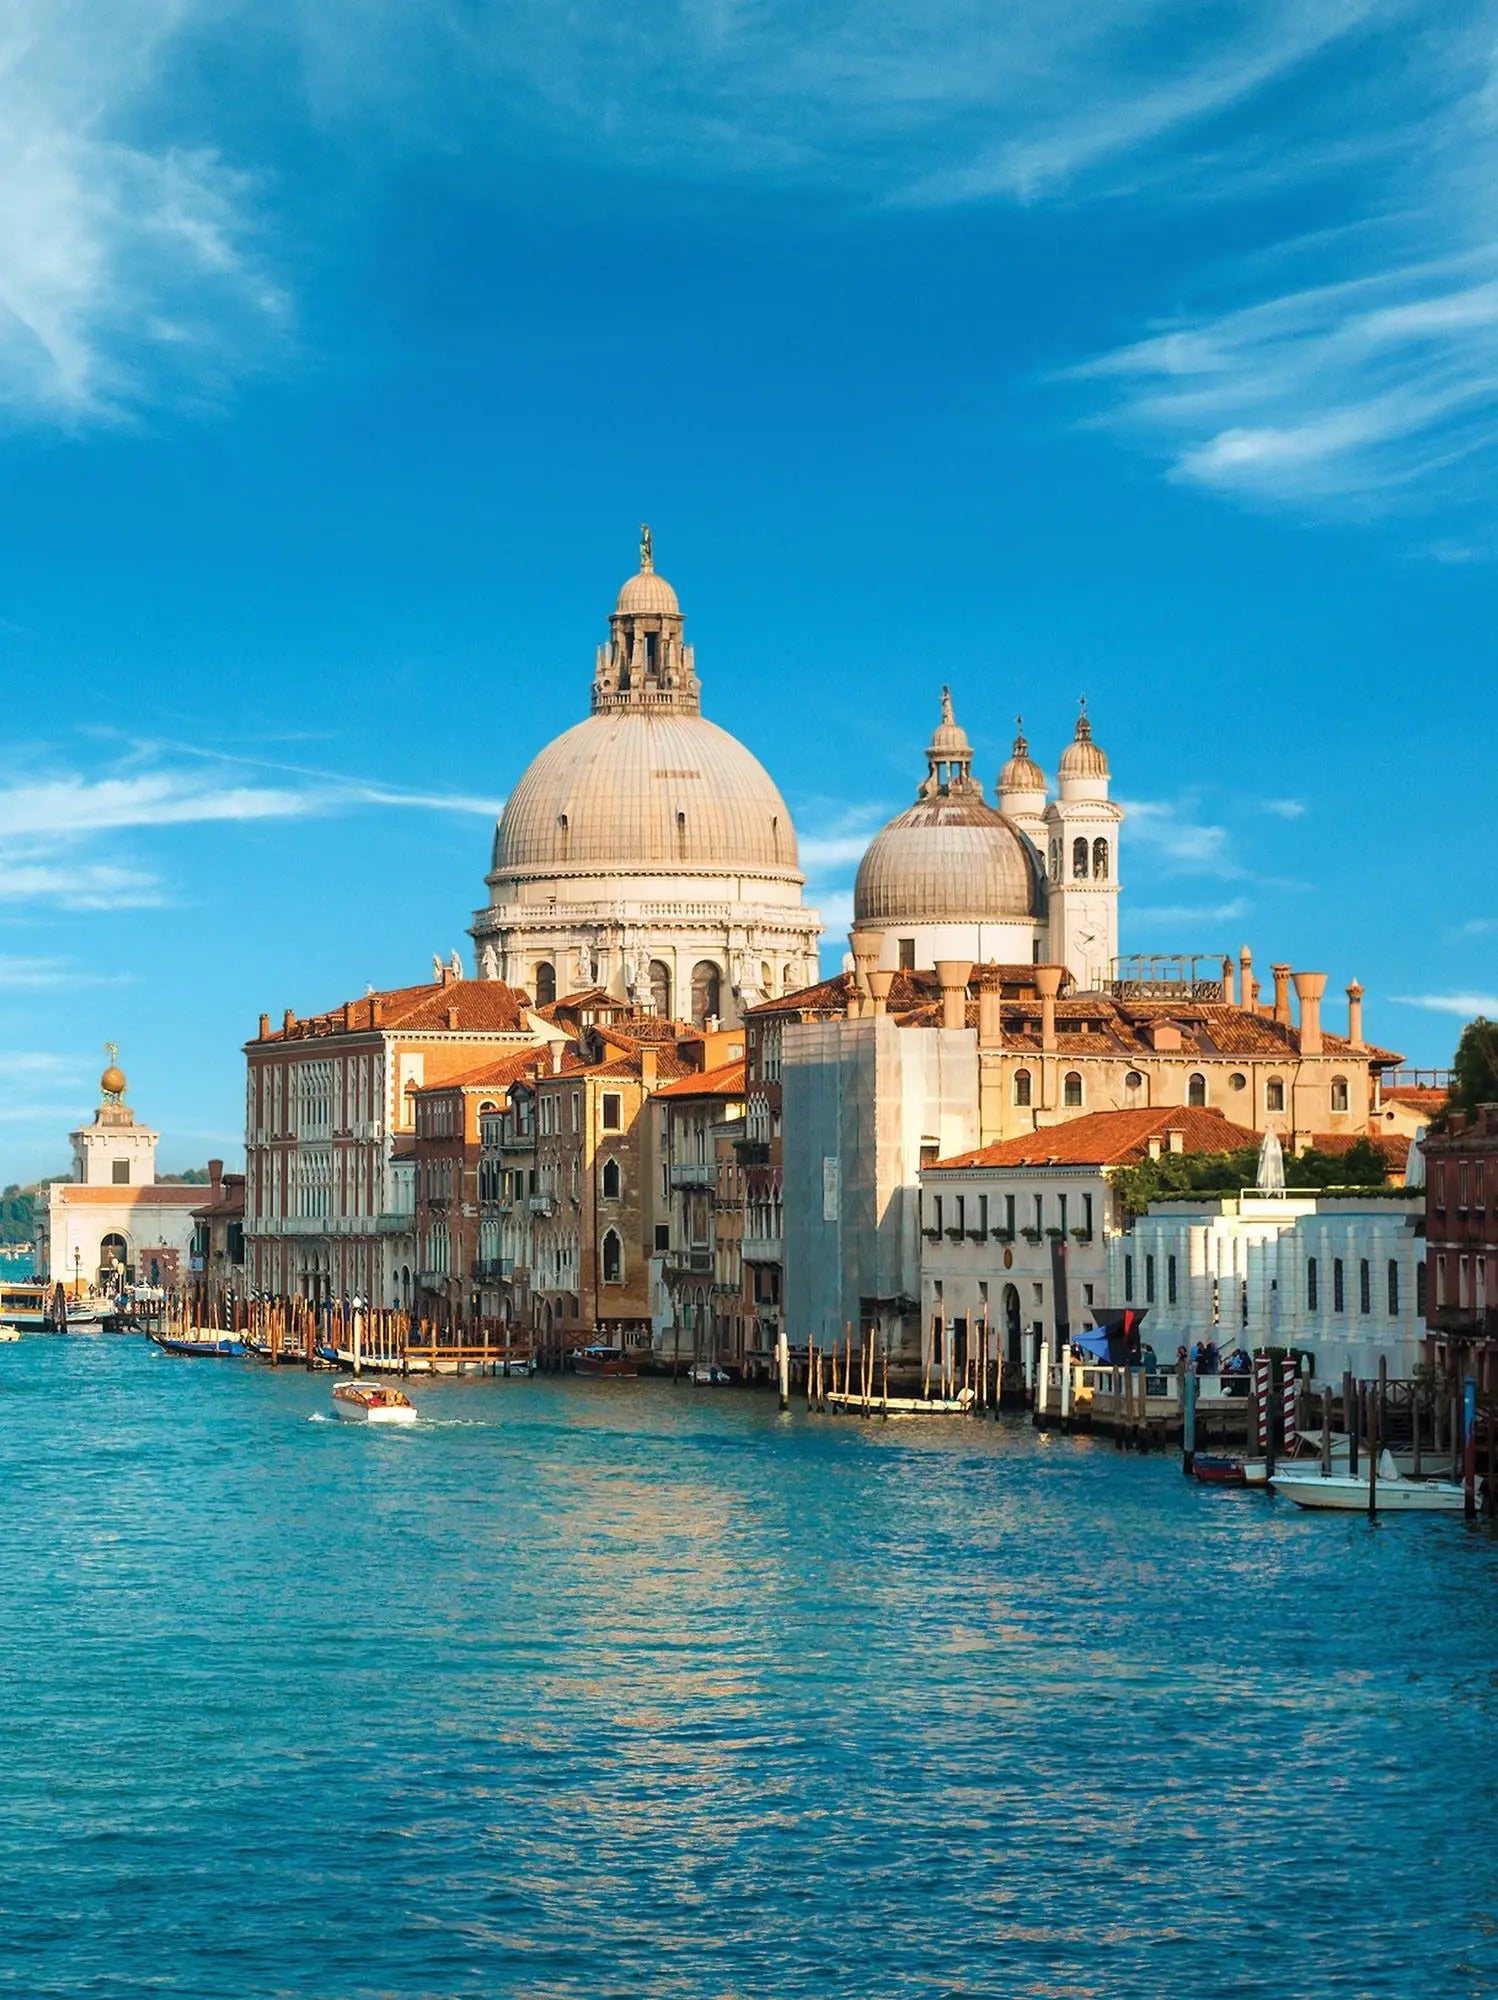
xmin=1 ymin=1 xmax=1495 ymax=1182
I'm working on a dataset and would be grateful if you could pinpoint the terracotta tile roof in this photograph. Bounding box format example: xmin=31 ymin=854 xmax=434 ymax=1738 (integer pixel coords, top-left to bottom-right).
xmin=1305 ymin=1131 xmax=1405 ymax=1168
xmin=258 ymin=977 xmax=531 ymax=1043
xmin=650 ymin=1060 xmax=747 ymax=1101
xmin=1382 ymin=1085 xmax=1446 ymax=1111
xmin=929 ymin=1106 xmax=1260 ymax=1172
xmin=426 ymin=1049 xmax=551 ymax=1093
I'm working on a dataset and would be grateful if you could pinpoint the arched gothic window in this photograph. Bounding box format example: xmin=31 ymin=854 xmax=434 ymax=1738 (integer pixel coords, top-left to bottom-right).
xmin=691 ymin=961 xmax=722 ymax=1027
xmin=1063 ymin=1071 xmax=1084 ymax=1108
xmin=1092 ymin=837 xmax=1109 ymax=880
xmin=648 ymin=960 xmax=672 ymax=1019
xmin=601 ymin=1157 xmax=621 ymax=1201
xmin=601 ymin=1229 xmax=623 ymax=1284
xmin=534 ymin=961 xmax=557 ymax=1007
xmin=1187 ymin=1072 xmax=1207 ymax=1107
xmin=1013 ymin=1068 xmax=1032 ymax=1108
xmin=1330 ymin=1076 xmax=1349 ymax=1112
xmin=1072 ymin=836 xmax=1090 ymax=879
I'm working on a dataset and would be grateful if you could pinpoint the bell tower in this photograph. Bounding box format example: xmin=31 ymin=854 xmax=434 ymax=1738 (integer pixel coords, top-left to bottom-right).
xmin=592 ymin=524 xmax=701 ymax=715
xmin=1043 ymin=702 xmax=1123 ymax=992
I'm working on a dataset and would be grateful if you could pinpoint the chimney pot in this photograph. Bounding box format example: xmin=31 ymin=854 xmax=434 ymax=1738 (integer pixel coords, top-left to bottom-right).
xmin=1270 ymin=963 xmax=1292 ymax=1026
xmin=978 ymin=983 xmax=1003 ymax=1049
xmin=1034 ymin=965 xmax=1062 ymax=1053
xmin=868 ymin=969 xmax=896 ymax=1018
xmin=1221 ymin=956 xmax=1237 ymax=1006
xmin=283 ymin=1007 xmax=296 ymax=1033
xmin=258 ymin=1012 xmax=270 ymax=1040
xmin=934 ymin=960 xmax=972 ymax=1033
xmin=1346 ymin=979 xmax=1365 ymax=1047
xmin=1292 ymin=971 xmax=1327 ymax=1056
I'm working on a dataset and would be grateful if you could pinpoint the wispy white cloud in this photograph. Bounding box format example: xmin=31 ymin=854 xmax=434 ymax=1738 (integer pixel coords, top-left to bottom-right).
xmin=0 ymin=752 xmax=502 ymax=914
xmin=1119 ymin=797 xmax=1239 ymax=876
xmin=1260 ymin=798 xmax=1306 ymax=819
xmin=0 ymin=3 xmax=287 ymax=423
xmin=1391 ymin=993 xmax=1498 ymax=1015
xmin=1127 ymin=897 xmax=1250 ymax=929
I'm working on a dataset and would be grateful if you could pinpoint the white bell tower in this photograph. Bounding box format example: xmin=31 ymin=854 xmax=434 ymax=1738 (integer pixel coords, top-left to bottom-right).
xmin=1043 ymin=702 xmax=1122 ymax=992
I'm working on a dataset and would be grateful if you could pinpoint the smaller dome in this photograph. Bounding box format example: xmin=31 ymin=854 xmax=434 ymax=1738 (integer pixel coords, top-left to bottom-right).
xmin=101 ymin=1063 xmax=127 ymax=1096
xmin=927 ymin=686 xmax=971 ymax=760
xmin=999 ymin=720 xmax=1046 ymax=794
xmin=615 ymin=568 xmax=680 ymax=617
xmin=1059 ymin=706 xmax=1109 ymax=779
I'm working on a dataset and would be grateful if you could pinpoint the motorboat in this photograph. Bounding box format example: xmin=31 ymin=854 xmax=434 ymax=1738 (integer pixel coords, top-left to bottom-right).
xmin=332 ymin=1381 xmax=418 ymax=1425
xmin=0 ymin=1324 xmax=20 ymax=1344
xmin=573 ymin=1345 xmax=639 ymax=1378
xmin=0 ymin=1283 xmax=52 ymax=1331
xmin=686 ymin=1361 xmax=730 ymax=1385
xmin=1272 ymin=1450 xmax=1467 ymax=1513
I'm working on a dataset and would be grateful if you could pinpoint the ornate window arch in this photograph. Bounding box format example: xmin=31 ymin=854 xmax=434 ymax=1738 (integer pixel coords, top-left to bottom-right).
xmin=600 ymin=1156 xmax=622 ymax=1201
xmin=601 ymin=1229 xmax=623 ymax=1284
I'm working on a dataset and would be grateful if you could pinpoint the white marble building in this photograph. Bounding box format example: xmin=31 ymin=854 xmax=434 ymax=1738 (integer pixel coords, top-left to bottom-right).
xmin=472 ymin=532 xmax=822 ymax=1025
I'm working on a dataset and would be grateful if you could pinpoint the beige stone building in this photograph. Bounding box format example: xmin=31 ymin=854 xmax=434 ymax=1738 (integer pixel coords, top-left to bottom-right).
xmin=650 ymin=1061 xmax=750 ymax=1370
xmin=472 ymin=531 xmax=821 ymax=1024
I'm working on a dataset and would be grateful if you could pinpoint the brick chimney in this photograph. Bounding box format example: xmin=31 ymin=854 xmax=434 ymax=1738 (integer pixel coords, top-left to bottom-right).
xmin=850 ymin=931 xmax=883 ymax=1016
xmin=369 ymin=996 xmax=383 ymax=1027
xmin=283 ymin=1007 xmax=296 ymax=1033
xmin=1271 ymin=963 xmax=1292 ymax=1026
xmin=446 ymin=1005 xmax=460 ymax=1030
xmin=258 ymin=1012 xmax=270 ymax=1040
xmin=208 ymin=1158 xmax=224 ymax=1190
xmin=343 ymin=1000 xmax=355 ymax=1030
xmin=1346 ymin=979 xmax=1364 ymax=1047
xmin=1221 ymin=955 xmax=1237 ymax=1006
xmin=977 ymin=983 xmax=1003 ymax=1049
xmin=640 ymin=1046 xmax=658 ymax=1086
xmin=1165 ymin=1128 xmax=1185 ymax=1154
xmin=935 ymin=960 xmax=971 ymax=1033
xmin=1034 ymin=966 xmax=1062 ymax=1053
xmin=1293 ymin=971 xmax=1327 ymax=1055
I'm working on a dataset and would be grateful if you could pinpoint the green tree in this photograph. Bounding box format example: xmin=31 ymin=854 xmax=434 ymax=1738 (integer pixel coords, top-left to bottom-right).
xmin=1438 ymin=1016 xmax=1498 ymax=1127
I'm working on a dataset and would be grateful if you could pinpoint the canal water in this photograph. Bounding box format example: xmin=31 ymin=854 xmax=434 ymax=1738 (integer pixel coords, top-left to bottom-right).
xmin=3 ymin=1338 xmax=1495 ymax=2000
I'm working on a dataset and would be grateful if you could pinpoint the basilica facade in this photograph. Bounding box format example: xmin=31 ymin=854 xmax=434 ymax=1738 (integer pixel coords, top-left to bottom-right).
xmin=471 ymin=534 xmax=822 ymax=1027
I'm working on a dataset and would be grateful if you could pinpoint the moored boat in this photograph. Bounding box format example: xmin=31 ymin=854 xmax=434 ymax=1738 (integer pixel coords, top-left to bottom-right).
xmin=0 ymin=1324 xmax=20 ymax=1343
xmin=331 ymin=1381 xmax=418 ymax=1425
xmin=150 ymin=1331 xmax=248 ymax=1358
xmin=1273 ymin=1450 xmax=1467 ymax=1513
xmin=685 ymin=1361 xmax=730 ymax=1385
xmin=573 ymin=1344 xmax=639 ymax=1378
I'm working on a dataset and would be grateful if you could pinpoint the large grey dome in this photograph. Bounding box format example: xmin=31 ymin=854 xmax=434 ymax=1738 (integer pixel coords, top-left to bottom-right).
xmin=492 ymin=711 xmax=801 ymax=876
xmin=854 ymin=795 xmax=1045 ymax=925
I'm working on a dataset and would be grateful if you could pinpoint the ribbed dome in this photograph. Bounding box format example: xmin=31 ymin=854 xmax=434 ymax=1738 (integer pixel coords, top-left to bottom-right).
xmin=999 ymin=723 xmax=1046 ymax=794
xmin=1059 ymin=710 xmax=1109 ymax=778
xmin=493 ymin=710 xmax=800 ymax=875
xmin=615 ymin=568 xmax=680 ymax=617
xmin=854 ymin=797 xmax=1046 ymax=925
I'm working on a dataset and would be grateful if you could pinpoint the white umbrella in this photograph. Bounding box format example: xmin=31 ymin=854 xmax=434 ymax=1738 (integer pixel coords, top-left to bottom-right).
xmin=1255 ymin=1126 xmax=1286 ymax=1194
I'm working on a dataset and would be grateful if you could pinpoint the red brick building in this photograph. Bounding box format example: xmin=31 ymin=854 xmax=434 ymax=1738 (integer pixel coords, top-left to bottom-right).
xmin=1424 ymin=1104 xmax=1498 ymax=1360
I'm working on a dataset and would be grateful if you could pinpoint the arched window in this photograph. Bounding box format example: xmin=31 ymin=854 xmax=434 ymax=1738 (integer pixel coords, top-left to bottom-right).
xmin=1072 ymin=836 xmax=1090 ymax=879
xmin=1187 ymin=1072 xmax=1207 ymax=1107
xmin=1266 ymin=1076 xmax=1285 ymax=1112
xmin=1416 ymin=1262 xmax=1427 ymax=1316
xmin=676 ymin=809 xmax=689 ymax=861
xmin=1063 ymin=1071 xmax=1084 ymax=1108
xmin=648 ymin=960 xmax=672 ymax=1018
xmin=100 ymin=1232 xmax=129 ymax=1278
xmin=1330 ymin=1076 xmax=1349 ymax=1113
xmin=1333 ymin=1258 xmax=1345 ymax=1312
xmin=534 ymin=961 xmax=556 ymax=1007
xmin=601 ymin=1229 xmax=623 ymax=1284
xmin=1306 ymin=1257 xmax=1318 ymax=1310
xmin=601 ymin=1157 xmax=621 ymax=1201
xmin=1092 ymin=838 xmax=1109 ymax=880
xmin=557 ymin=812 xmax=570 ymax=861
xmin=690 ymin=961 xmax=722 ymax=1027
xmin=760 ymin=961 xmax=772 ymax=996
xmin=1167 ymin=1255 xmax=1178 ymax=1306
xmin=1359 ymin=1259 xmax=1371 ymax=1314
xmin=1013 ymin=1068 xmax=1032 ymax=1108
xmin=1387 ymin=1260 xmax=1400 ymax=1316
xmin=1123 ymin=1068 xmax=1146 ymax=1105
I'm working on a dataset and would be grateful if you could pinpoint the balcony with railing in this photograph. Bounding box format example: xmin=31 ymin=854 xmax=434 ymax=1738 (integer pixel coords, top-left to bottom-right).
xmin=668 ymin=1161 xmax=716 ymax=1191
xmin=664 ymin=1247 xmax=714 ymax=1278
xmin=741 ymin=1235 xmax=782 ymax=1265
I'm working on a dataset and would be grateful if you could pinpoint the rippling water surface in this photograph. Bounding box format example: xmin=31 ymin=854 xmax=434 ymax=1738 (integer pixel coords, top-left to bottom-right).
xmin=3 ymin=1338 xmax=1496 ymax=1999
